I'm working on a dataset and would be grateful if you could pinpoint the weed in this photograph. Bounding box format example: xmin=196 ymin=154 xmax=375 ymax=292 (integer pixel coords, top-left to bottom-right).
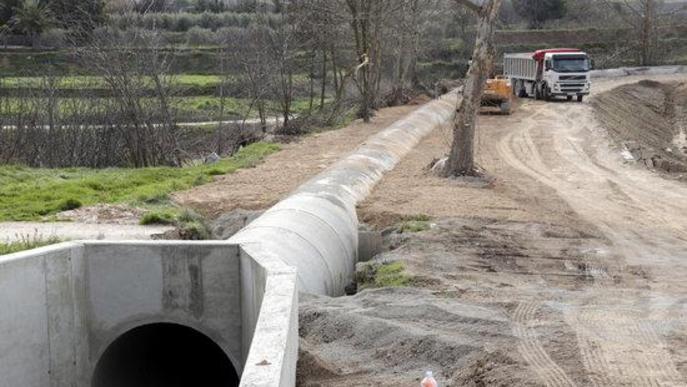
xmin=404 ymin=214 xmax=431 ymax=222
xmin=140 ymin=210 xmax=176 ymax=225
xmin=139 ymin=207 xmax=212 ymax=240
xmin=58 ymin=198 xmax=82 ymax=211
xmin=178 ymin=220 xmax=211 ymax=240
xmin=0 ymin=236 xmax=62 ymax=255
xmin=357 ymin=261 xmax=414 ymax=289
xmin=399 ymin=220 xmax=431 ymax=233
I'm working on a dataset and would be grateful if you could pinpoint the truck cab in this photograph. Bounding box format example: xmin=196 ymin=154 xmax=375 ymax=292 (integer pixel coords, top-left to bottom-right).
xmin=539 ymin=50 xmax=592 ymax=101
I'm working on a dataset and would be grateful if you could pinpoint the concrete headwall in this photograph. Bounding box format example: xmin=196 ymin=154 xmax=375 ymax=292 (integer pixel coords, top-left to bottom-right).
xmin=230 ymin=92 xmax=458 ymax=296
xmin=0 ymin=241 xmax=298 ymax=387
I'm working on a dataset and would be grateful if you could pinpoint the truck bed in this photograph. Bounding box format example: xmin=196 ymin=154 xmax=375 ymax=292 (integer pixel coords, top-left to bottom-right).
xmin=504 ymin=53 xmax=537 ymax=81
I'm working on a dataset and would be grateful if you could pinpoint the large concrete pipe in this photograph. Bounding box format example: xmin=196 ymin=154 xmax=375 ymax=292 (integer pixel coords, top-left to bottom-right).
xmin=230 ymin=91 xmax=458 ymax=296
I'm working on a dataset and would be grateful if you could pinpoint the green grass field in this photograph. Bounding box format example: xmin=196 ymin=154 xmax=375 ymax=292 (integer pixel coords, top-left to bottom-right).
xmin=1 ymin=74 xmax=224 ymax=89
xmin=0 ymin=142 xmax=280 ymax=221
xmin=0 ymin=95 xmax=317 ymax=122
xmin=1 ymin=73 xmax=310 ymax=90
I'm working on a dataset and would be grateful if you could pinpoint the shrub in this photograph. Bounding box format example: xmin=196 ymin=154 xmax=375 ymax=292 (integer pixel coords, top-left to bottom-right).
xmin=175 ymin=14 xmax=193 ymax=32
xmin=35 ymin=28 xmax=68 ymax=48
xmin=140 ymin=210 xmax=176 ymax=225
xmin=357 ymin=261 xmax=413 ymax=289
xmin=399 ymin=220 xmax=430 ymax=233
xmin=398 ymin=214 xmax=432 ymax=233
xmin=186 ymin=26 xmax=215 ymax=46
xmin=178 ymin=220 xmax=211 ymax=240
xmin=58 ymin=198 xmax=82 ymax=211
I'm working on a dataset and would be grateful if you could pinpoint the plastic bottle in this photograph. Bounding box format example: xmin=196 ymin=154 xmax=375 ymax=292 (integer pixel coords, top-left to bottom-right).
xmin=421 ymin=371 xmax=438 ymax=387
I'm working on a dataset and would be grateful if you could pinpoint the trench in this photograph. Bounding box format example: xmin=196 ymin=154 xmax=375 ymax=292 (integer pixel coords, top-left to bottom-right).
xmin=92 ymin=323 xmax=239 ymax=387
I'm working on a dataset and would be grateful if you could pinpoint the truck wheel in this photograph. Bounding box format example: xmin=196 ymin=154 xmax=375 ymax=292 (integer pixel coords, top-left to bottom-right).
xmin=566 ymin=96 xmax=573 ymax=101
xmin=577 ymin=95 xmax=584 ymax=102
xmin=534 ymin=86 xmax=541 ymax=100
xmin=500 ymin=101 xmax=511 ymax=114
xmin=543 ymin=86 xmax=551 ymax=101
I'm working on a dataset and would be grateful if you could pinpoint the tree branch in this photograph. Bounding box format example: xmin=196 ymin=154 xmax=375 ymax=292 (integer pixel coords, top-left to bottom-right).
xmin=453 ymin=0 xmax=482 ymax=14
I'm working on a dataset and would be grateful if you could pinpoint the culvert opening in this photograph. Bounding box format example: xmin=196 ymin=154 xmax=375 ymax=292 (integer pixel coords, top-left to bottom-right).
xmin=92 ymin=323 xmax=239 ymax=387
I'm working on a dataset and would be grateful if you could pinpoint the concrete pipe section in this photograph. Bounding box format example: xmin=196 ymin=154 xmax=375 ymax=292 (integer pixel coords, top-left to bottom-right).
xmin=230 ymin=91 xmax=458 ymax=296
xmin=0 ymin=92 xmax=457 ymax=387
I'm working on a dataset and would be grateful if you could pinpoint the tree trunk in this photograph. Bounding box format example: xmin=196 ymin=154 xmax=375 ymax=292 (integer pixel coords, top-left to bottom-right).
xmin=320 ymin=50 xmax=327 ymax=110
xmin=443 ymin=0 xmax=502 ymax=177
xmin=640 ymin=0 xmax=656 ymax=66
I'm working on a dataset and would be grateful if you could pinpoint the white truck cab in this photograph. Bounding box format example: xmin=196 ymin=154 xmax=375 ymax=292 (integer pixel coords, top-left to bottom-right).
xmin=504 ymin=49 xmax=592 ymax=102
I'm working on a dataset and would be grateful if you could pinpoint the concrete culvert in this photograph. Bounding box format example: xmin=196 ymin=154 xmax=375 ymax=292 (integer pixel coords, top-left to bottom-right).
xmin=92 ymin=323 xmax=239 ymax=387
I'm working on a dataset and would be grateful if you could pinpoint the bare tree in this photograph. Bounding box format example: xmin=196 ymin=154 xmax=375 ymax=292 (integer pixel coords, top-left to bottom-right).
xmin=602 ymin=0 xmax=660 ymax=66
xmin=443 ymin=0 xmax=502 ymax=177
xmin=74 ymin=25 xmax=182 ymax=167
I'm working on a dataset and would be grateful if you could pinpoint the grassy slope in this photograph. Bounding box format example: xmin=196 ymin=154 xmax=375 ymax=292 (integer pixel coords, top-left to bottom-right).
xmin=0 ymin=142 xmax=280 ymax=221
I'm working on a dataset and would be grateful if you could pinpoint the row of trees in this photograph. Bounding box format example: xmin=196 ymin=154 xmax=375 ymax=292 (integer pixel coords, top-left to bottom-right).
xmin=0 ymin=0 xmax=104 ymax=37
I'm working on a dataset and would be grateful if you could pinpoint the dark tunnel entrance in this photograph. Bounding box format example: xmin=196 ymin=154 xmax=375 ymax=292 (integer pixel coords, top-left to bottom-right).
xmin=92 ymin=323 xmax=239 ymax=387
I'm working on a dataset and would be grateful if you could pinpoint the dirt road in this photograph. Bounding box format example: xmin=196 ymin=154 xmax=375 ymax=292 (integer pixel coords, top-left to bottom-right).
xmin=494 ymin=76 xmax=687 ymax=386
xmin=301 ymin=74 xmax=687 ymax=386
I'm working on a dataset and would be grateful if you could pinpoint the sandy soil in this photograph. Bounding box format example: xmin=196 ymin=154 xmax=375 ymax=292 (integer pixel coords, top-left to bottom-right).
xmin=299 ymin=74 xmax=687 ymax=386
xmin=173 ymin=105 xmax=419 ymax=219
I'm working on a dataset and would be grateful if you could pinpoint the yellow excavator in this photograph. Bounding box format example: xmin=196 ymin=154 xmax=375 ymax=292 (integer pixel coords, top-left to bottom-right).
xmin=480 ymin=75 xmax=514 ymax=114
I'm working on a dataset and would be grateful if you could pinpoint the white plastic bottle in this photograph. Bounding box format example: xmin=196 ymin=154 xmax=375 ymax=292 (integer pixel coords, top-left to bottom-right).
xmin=421 ymin=371 xmax=438 ymax=387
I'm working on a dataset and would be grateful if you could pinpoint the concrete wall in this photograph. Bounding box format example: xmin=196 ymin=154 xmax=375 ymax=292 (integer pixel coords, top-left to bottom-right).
xmin=0 ymin=243 xmax=83 ymax=387
xmin=238 ymin=243 xmax=298 ymax=387
xmin=230 ymin=91 xmax=458 ymax=296
xmin=0 ymin=241 xmax=296 ymax=387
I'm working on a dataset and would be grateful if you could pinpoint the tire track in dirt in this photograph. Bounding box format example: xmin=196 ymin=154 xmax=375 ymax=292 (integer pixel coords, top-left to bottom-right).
xmin=497 ymin=92 xmax=687 ymax=386
xmin=512 ymin=301 xmax=577 ymax=387
xmin=570 ymin=306 xmax=684 ymax=386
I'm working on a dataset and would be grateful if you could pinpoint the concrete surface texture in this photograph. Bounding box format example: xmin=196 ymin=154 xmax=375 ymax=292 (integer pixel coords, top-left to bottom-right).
xmin=0 ymin=241 xmax=298 ymax=387
xmin=230 ymin=91 xmax=459 ymax=296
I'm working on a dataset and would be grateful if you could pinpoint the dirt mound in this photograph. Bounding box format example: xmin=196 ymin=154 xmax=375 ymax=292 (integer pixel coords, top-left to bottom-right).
xmin=298 ymin=286 xmax=518 ymax=387
xmin=451 ymin=351 xmax=536 ymax=387
xmin=592 ymin=80 xmax=687 ymax=176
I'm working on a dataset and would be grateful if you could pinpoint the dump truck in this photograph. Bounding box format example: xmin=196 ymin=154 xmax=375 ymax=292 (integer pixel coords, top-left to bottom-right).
xmin=481 ymin=75 xmax=514 ymax=114
xmin=504 ymin=48 xmax=592 ymax=102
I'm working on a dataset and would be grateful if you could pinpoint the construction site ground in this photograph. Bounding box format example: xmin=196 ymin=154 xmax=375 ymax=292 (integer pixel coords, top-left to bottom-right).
xmin=297 ymin=74 xmax=687 ymax=386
